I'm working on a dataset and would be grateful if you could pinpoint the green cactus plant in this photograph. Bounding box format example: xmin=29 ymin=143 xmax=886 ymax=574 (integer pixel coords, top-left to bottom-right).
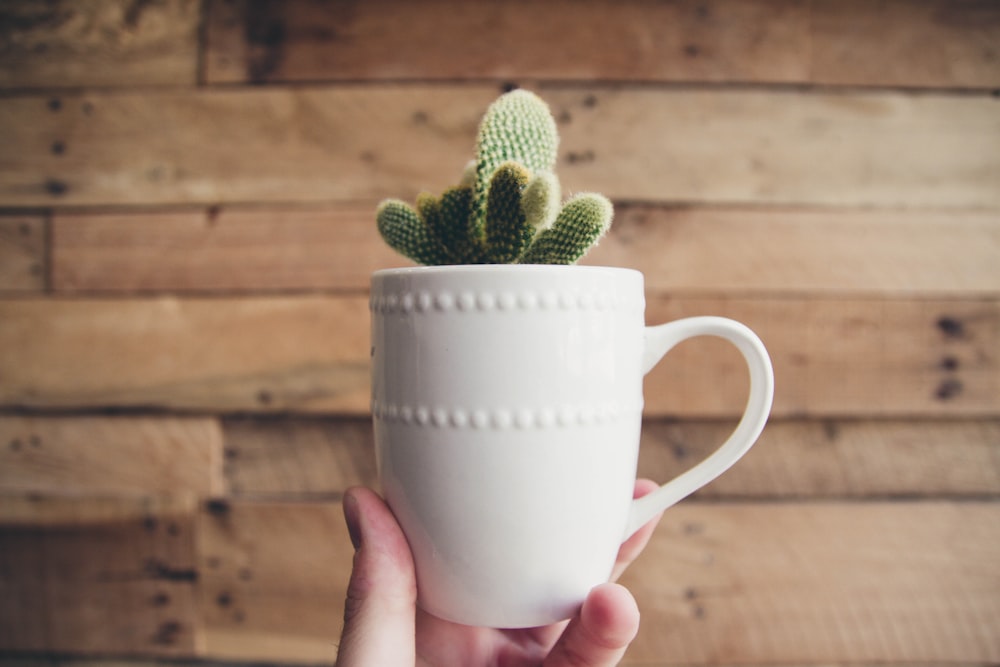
xmin=376 ymin=89 xmax=613 ymax=265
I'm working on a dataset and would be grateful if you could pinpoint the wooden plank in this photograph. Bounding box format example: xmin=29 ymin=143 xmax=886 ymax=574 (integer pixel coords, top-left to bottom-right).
xmin=0 ymin=416 xmax=224 ymax=497
xmin=204 ymin=0 xmax=1000 ymax=89
xmin=51 ymin=205 xmax=408 ymax=294
xmin=640 ymin=419 xmax=1000 ymax=499
xmin=197 ymin=498 xmax=347 ymax=662
xmin=0 ymin=0 xmax=200 ymax=89
xmin=51 ymin=205 xmax=1000 ymax=296
xmin=644 ymin=296 xmax=1000 ymax=418
xmin=2 ymin=499 xmax=995 ymax=663
xmin=0 ymin=492 xmax=196 ymax=526
xmin=0 ymin=215 xmax=45 ymax=292
xmin=222 ymin=417 xmax=375 ymax=497
xmin=591 ymin=206 xmax=1000 ymax=297
xmin=547 ymin=87 xmax=1000 ymax=208
xmin=621 ymin=502 xmax=1000 ymax=664
xmin=810 ymin=0 xmax=1000 ymax=89
xmin=0 ymin=494 xmax=199 ymax=655
xmin=0 ymin=296 xmax=997 ymax=417
xmin=0 ymin=86 xmax=496 ymax=208
xmin=203 ymin=0 xmax=810 ymax=85
xmin=220 ymin=417 xmax=1000 ymax=500
xmin=0 ymin=296 xmax=370 ymax=414
xmin=195 ymin=499 xmax=1000 ymax=663
xmin=2 ymin=86 xmax=998 ymax=208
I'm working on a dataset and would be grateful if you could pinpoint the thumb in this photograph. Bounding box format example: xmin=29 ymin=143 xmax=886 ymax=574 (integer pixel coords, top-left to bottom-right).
xmin=337 ymin=487 xmax=417 ymax=666
xmin=544 ymin=583 xmax=640 ymax=667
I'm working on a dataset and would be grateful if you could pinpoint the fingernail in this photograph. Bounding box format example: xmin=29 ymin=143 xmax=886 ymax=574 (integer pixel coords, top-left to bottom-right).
xmin=343 ymin=491 xmax=362 ymax=550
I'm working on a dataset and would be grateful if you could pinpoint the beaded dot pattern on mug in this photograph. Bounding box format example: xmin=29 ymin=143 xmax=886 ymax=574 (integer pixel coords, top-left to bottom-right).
xmin=371 ymin=401 xmax=644 ymax=429
xmin=370 ymin=290 xmax=643 ymax=314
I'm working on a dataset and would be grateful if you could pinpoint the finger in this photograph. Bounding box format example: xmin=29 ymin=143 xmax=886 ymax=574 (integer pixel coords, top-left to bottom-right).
xmin=543 ymin=583 xmax=640 ymax=667
xmin=611 ymin=478 xmax=662 ymax=581
xmin=336 ymin=487 xmax=417 ymax=666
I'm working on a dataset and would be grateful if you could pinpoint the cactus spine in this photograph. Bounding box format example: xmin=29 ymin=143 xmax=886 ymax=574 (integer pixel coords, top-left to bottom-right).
xmin=376 ymin=89 xmax=612 ymax=265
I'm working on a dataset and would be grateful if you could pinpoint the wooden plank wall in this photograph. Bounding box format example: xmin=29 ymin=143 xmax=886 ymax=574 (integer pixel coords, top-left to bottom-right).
xmin=1 ymin=1 xmax=998 ymax=665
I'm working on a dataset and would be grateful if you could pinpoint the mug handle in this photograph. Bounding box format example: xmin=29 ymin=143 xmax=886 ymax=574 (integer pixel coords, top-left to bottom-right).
xmin=624 ymin=316 xmax=775 ymax=538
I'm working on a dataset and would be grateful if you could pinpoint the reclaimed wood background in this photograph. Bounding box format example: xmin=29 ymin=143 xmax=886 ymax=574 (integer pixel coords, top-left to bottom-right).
xmin=1 ymin=1 xmax=998 ymax=665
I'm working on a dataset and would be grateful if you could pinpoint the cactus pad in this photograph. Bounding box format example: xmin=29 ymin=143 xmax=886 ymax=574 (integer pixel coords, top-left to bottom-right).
xmin=520 ymin=194 xmax=614 ymax=265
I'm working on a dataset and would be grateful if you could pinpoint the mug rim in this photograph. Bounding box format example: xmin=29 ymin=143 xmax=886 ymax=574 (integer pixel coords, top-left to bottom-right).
xmin=372 ymin=265 xmax=641 ymax=280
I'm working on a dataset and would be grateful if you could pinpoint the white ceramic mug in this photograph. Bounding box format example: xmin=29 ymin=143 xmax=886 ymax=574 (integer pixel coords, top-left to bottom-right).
xmin=370 ymin=265 xmax=774 ymax=628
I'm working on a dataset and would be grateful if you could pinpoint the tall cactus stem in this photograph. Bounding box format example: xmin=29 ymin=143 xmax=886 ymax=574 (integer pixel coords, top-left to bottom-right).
xmin=472 ymin=90 xmax=559 ymax=240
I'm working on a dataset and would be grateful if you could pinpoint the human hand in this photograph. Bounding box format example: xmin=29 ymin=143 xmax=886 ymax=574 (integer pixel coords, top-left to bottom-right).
xmin=336 ymin=480 xmax=662 ymax=666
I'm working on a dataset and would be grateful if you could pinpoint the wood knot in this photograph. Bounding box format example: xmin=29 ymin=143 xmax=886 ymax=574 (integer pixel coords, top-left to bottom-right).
xmin=44 ymin=179 xmax=69 ymax=196
xmin=565 ymin=150 xmax=595 ymax=165
xmin=205 ymin=498 xmax=231 ymax=516
xmin=935 ymin=378 xmax=963 ymax=401
xmin=936 ymin=316 xmax=966 ymax=339
xmin=152 ymin=620 xmax=183 ymax=646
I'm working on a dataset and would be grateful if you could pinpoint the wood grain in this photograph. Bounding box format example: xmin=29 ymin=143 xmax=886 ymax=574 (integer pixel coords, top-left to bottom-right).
xmin=621 ymin=501 xmax=1000 ymax=664
xmin=0 ymin=296 xmax=370 ymax=413
xmin=639 ymin=419 xmax=1000 ymax=499
xmin=0 ymin=416 xmax=224 ymax=497
xmin=0 ymin=493 xmax=199 ymax=655
xmin=3 ymin=495 xmax=996 ymax=662
xmin=0 ymin=2 xmax=996 ymax=665
xmin=203 ymin=0 xmax=809 ymax=85
xmin=204 ymin=0 xmax=1000 ymax=89
xmin=189 ymin=500 xmax=999 ymax=664
xmin=222 ymin=417 xmax=376 ymax=497
xmin=0 ymin=86 xmax=495 ymax=207
xmin=0 ymin=0 xmax=200 ymax=90
xmin=3 ymin=86 xmax=998 ymax=208
xmin=0 ymin=216 xmax=45 ymax=292
xmin=644 ymin=296 xmax=1000 ymax=418
xmin=51 ymin=205 xmax=408 ymax=294
xmin=809 ymin=0 xmax=1000 ymax=89
xmin=221 ymin=416 xmax=1000 ymax=500
xmin=545 ymin=87 xmax=1000 ymax=208
xmin=593 ymin=206 xmax=1000 ymax=297
xmin=51 ymin=205 xmax=1000 ymax=296
xmin=1 ymin=296 xmax=996 ymax=417
xmin=197 ymin=499 xmax=347 ymax=662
